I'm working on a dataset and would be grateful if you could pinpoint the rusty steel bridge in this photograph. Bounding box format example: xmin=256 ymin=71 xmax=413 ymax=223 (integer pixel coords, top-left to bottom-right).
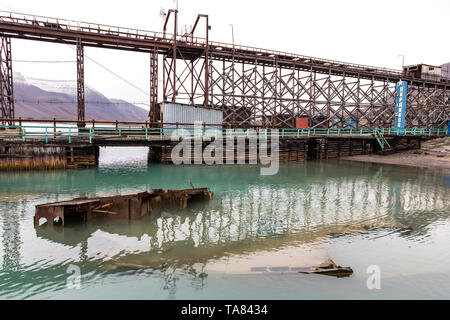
xmin=0 ymin=10 xmax=449 ymax=129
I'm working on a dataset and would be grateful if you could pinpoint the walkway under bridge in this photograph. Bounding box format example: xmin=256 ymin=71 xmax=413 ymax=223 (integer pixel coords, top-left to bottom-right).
xmin=0 ymin=120 xmax=447 ymax=147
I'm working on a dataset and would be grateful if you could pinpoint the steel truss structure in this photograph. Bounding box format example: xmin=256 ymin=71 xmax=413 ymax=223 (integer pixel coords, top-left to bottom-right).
xmin=0 ymin=10 xmax=448 ymax=128
xmin=165 ymin=49 xmax=449 ymax=128
xmin=0 ymin=35 xmax=13 ymax=125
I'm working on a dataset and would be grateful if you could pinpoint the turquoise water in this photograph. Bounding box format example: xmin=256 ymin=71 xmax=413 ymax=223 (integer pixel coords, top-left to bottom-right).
xmin=0 ymin=147 xmax=449 ymax=299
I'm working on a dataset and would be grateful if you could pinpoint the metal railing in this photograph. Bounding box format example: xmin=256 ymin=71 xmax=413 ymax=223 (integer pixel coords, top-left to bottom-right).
xmin=0 ymin=124 xmax=448 ymax=144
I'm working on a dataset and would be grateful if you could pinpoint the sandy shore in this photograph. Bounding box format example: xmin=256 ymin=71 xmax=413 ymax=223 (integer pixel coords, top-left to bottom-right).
xmin=339 ymin=137 xmax=450 ymax=172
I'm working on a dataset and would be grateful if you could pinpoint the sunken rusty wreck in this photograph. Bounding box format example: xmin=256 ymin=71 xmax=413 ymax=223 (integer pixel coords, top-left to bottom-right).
xmin=34 ymin=188 xmax=213 ymax=227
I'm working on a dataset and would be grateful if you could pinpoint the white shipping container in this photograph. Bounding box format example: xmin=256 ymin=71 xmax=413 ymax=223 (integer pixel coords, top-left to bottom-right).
xmin=162 ymin=103 xmax=223 ymax=136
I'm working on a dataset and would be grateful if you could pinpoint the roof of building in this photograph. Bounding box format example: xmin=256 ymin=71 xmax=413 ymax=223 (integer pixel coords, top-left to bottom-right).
xmin=404 ymin=64 xmax=442 ymax=69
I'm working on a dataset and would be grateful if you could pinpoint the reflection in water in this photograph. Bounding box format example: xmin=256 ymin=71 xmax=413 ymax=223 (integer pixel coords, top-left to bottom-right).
xmin=0 ymin=158 xmax=449 ymax=299
xmin=1 ymin=202 xmax=25 ymax=272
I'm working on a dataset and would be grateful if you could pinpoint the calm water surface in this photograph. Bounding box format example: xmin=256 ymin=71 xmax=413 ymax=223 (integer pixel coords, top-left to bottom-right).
xmin=0 ymin=147 xmax=449 ymax=299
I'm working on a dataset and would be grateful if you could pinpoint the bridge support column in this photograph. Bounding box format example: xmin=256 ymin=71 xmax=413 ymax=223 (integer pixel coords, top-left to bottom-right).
xmin=76 ymin=38 xmax=85 ymax=126
xmin=162 ymin=9 xmax=178 ymax=104
xmin=202 ymin=15 xmax=210 ymax=108
xmin=149 ymin=48 xmax=159 ymax=122
xmin=0 ymin=36 xmax=14 ymax=126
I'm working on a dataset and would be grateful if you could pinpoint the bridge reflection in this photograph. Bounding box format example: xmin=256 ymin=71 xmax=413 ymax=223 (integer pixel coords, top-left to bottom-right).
xmin=0 ymin=161 xmax=449 ymax=297
xmin=28 ymin=162 xmax=449 ymax=262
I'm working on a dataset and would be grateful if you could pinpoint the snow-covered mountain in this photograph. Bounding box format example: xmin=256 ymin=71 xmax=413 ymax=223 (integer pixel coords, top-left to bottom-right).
xmin=13 ymin=72 xmax=149 ymax=121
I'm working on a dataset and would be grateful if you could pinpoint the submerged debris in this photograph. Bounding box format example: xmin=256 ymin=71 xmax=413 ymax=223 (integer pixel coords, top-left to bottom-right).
xmin=299 ymin=258 xmax=353 ymax=277
xmin=34 ymin=188 xmax=213 ymax=227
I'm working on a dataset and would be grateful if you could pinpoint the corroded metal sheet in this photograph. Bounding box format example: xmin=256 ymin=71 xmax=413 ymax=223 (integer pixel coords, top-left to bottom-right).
xmin=34 ymin=188 xmax=213 ymax=227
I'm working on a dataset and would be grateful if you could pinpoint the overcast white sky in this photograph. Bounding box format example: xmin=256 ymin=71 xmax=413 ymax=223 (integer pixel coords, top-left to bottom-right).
xmin=2 ymin=0 xmax=449 ymax=107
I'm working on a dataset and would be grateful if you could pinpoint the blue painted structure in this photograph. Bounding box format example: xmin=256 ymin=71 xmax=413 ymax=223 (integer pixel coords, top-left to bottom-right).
xmin=394 ymin=80 xmax=408 ymax=134
xmin=346 ymin=119 xmax=357 ymax=128
xmin=332 ymin=118 xmax=341 ymax=128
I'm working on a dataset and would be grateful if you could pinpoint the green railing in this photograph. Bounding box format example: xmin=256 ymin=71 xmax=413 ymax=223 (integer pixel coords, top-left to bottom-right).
xmin=373 ymin=129 xmax=392 ymax=150
xmin=0 ymin=124 xmax=448 ymax=144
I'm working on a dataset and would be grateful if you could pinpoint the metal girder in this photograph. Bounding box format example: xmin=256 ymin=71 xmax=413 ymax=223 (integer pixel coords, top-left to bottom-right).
xmin=149 ymin=47 xmax=159 ymax=122
xmin=0 ymin=10 xmax=447 ymax=88
xmin=162 ymin=13 xmax=211 ymax=108
xmin=0 ymin=36 xmax=14 ymax=125
xmin=191 ymin=14 xmax=211 ymax=108
xmin=76 ymin=38 xmax=85 ymax=124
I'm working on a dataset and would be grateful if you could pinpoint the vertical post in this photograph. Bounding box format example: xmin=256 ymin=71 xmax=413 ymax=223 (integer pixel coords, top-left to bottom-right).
xmin=191 ymin=14 xmax=210 ymax=108
xmin=162 ymin=9 xmax=178 ymax=103
xmin=172 ymin=10 xmax=178 ymax=102
xmin=191 ymin=60 xmax=195 ymax=104
xmin=204 ymin=15 xmax=210 ymax=108
xmin=76 ymin=38 xmax=85 ymax=127
xmin=149 ymin=47 xmax=158 ymax=122
xmin=163 ymin=56 xmax=167 ymax=102
xmin=262 ymin=65 xmax=266 ymax=127
xmin=0 ymin=36 xmax=14 ymax=126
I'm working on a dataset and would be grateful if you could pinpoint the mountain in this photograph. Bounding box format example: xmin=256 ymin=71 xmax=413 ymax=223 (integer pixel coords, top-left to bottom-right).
xmin=13 ymin=72 xmax=149 ymax=121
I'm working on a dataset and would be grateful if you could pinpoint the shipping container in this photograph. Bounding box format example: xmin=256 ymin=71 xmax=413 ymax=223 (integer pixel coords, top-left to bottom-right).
xmin=161 ymin=103 xmax=223 ymax=136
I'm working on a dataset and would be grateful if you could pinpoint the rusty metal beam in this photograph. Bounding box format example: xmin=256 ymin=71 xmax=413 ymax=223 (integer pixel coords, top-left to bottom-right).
xmin=76 ymin=38 xmax=85 ymax=124
xmin=0 ymin=35 xmax=14 ymax=125
xmin=190 ymin=14 xmax=210 ymax=108
xmin=162 ymin=9 xmax=178 ymax=103
xmin=149 ymin=47 xmax=159 ymax=122
xmin=0 ymin=11 xmax=446 ymax=88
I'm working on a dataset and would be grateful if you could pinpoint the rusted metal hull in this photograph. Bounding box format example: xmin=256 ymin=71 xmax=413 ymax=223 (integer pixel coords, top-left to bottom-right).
xmin=299 ymin=259 xmax=353 ymax=277
xmin=34 ymin=188 xmax=213 ymax=227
